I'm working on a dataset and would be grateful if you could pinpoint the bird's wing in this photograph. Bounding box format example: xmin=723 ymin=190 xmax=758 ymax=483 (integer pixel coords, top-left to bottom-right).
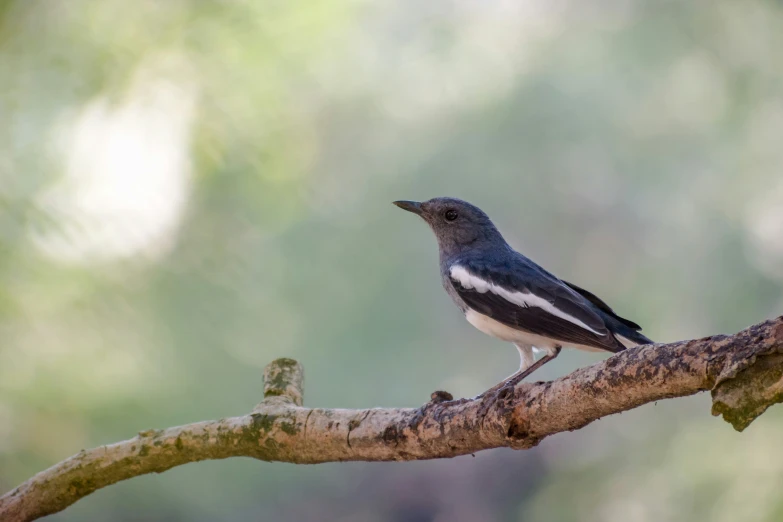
xmin=449 ymin=260 xmax=623 ymax=352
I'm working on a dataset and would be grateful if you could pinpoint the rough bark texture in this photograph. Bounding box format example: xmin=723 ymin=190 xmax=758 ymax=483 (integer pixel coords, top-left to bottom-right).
xmin=2 ymin=317 xmax=783 ymax=522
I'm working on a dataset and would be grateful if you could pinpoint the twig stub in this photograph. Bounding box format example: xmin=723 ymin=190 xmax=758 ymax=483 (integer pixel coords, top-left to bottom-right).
xmin=263 ymin=358 xmax=305 ymax=406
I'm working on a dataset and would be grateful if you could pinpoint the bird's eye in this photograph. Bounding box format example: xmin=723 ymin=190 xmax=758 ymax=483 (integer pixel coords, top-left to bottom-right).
xmin=444 ymin=209 xmax=458 ymax=221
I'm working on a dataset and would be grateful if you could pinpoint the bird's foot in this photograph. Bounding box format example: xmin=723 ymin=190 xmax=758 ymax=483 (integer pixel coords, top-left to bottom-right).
xmin=474 ymin=378 xmax=519 ymax=402
xmin=472 ymin=380 xmax=518 ymax=420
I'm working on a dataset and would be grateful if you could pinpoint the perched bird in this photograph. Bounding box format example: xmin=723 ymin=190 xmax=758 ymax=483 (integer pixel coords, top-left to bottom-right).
xmin=393 ymin=197 xmax=652 ymax=394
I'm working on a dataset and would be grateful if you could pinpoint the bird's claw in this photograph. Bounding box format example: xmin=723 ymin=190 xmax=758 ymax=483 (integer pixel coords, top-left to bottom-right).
xmin=474 ymin=379 xmax=516 ymax=402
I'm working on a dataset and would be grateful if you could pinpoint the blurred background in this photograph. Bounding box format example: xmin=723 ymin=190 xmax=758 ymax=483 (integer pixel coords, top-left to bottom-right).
xmin=2 ymin=0 xmax=783 ymax=520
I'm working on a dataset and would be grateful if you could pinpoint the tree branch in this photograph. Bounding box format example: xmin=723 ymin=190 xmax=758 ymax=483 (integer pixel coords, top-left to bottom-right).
xmin=2 ymin=318 xmax=783 ymax=522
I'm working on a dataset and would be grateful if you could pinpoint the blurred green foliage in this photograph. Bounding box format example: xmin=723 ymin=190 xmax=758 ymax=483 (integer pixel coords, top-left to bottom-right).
xmin=2 ymin=0 xmax=783 ymax=520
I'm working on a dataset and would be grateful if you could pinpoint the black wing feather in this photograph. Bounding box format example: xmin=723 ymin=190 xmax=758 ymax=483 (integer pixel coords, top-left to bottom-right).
xmin=451 ymin=261 xmax=624 ymax=353
xmin=562 ymin=280 xmax=642 ymax=330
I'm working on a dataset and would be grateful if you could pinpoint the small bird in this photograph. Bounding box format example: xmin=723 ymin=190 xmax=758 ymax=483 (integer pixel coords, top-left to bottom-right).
xmin=393 ymin=197 xmax=652 ymax=394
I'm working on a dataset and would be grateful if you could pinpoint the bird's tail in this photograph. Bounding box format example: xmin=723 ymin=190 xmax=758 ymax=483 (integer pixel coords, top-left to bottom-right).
xmin=563 ymin=280 xmax=652 ymax=350
xmin=609 ymin=320 xmax=653 ymax=349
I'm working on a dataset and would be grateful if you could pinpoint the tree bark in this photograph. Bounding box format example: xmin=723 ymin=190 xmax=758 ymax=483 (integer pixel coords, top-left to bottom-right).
xmin=2 ymin=317 xmax=782 ymax=522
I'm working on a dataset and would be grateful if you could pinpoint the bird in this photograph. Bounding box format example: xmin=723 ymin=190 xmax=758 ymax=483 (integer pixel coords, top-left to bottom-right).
xmin=393 ymin=197 xmax=652 ymax=395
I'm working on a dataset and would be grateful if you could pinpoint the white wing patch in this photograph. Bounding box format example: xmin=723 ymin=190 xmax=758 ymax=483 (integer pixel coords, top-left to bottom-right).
xmin=614 ymin=333 xmax=640 ymax=348
xmin=450 ymin=265 xmax=603 ymax=336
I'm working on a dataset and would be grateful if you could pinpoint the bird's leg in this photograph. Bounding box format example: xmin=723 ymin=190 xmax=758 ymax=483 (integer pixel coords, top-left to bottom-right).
xmin=506 ymin=345 xmax=561 ymax=386
xmin=477 ymin=345 xmax=562 ymax=398
xmin=516 ymin=343 xmax=536 ymax=373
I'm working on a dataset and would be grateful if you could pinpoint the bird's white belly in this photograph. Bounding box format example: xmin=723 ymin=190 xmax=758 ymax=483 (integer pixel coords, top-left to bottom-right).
xmin=464 ymin=309 xmax=605 ymax=352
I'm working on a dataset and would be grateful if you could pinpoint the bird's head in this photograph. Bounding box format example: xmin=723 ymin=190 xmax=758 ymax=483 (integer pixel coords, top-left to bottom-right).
xmin=393 ymin=197 xmax=504 ymax=255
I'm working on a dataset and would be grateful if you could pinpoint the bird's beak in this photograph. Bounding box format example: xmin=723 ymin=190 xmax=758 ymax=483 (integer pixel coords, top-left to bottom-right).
xmin=393 ymin=200 xmax=424 ymax=216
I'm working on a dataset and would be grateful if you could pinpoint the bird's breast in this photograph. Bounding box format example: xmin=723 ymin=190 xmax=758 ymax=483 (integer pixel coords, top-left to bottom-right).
xmin=465 ymin=309 xmax=544 ymax=344
xmin=441 ymin=270 xmax=469 ymax=312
